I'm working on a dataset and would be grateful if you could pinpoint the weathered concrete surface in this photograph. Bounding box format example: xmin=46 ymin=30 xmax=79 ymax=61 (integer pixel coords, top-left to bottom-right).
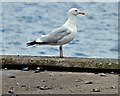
xmin=1 ymin=55 xmax=119 ymax=71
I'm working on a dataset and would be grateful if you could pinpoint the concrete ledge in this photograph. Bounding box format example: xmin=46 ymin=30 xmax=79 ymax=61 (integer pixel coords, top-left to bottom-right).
xmin=1 ymin=55 xmax=119 ymax=73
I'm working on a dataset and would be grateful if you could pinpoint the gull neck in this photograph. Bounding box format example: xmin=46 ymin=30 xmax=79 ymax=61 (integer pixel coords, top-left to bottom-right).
xmin=63 ymin=14 xmax=77 ymax=28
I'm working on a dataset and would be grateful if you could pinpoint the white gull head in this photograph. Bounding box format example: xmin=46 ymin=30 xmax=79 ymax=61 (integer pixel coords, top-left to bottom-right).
xmin=63 ymin=8 xmax=85 ymax=32
xmin=68 ymin=8 xmax=85 ymax=16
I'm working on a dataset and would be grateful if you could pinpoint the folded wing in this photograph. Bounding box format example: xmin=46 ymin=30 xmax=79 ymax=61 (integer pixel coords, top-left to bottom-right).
xmin=40 ymin=26 xmax=71 ymax=43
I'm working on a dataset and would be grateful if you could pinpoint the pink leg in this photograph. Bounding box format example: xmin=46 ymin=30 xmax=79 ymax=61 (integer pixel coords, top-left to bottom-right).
xmin=59 ymin=45 xmax=63 ymax=58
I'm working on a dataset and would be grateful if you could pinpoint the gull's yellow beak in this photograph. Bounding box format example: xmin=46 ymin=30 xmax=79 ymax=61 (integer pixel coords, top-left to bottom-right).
xmin=79 ymin=12 xmax=85 ymax=15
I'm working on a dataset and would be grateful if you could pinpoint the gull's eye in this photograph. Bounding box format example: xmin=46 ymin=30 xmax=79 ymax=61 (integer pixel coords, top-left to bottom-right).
xmin=75 ymin=10 xmax=78 ymax=12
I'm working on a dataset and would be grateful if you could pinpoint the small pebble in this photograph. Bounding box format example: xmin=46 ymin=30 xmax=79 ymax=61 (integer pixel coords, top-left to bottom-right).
xmin=40 ymin=85 xmax=52 ymax=90
xmin=85 ymin=81 xmax=93 ymax=84
xmin=36 ymin=85 xmax=41 ymax=89
xmin=108 ymin=63 xmax=112 ymax=65
xmin=34 ymin=70 xmax=40 ymax=73
xmin=10 ymin=87 xmax=14 ymax=90
xmin=8 ymin=90 xmax=14 ymax=93
xmin=111 ymin=86 xmax=116 ymax=89
xmin=9 ymin=76 xmax=16 ymax=78
xmin=100 ymin=73 xmax=107 ymax=77
xmin=36 ymin=67 xmax=40 ymax=70
xmin=76 ymin=79 xmax=81 ymax=82
xmin=75 ymin=84 xmax=78 ymax=87
xmin=4 ymin=68 xmax=7 ymax=70
xmin=70 ymin=88 xmax=73 ymax=93
xmin=99 ymin=62 xmax=102 ymax=65
xmin=111 ymin=71 xmax=114 ymax=74
xmin=34 ymin=67 xmax=44 ymax=73
xmin=22 ymin=67 xmax=29 ymax=71
xmin=41 ymin=80 xmax=45 ymax=82
xmin=93 ymin=88 xmax=101 ymax=92
xmin=16 ymin=82 xmax=19 ymax=85
xmin=21 ymin=84 xmax=26 ymax=87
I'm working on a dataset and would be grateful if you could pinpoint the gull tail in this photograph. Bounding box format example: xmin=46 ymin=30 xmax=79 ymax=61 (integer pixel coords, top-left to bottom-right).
xmin=26 ymin=40 xmax=37 ymax=46
xmin=26 ymin=40 xmax=49 ymax=46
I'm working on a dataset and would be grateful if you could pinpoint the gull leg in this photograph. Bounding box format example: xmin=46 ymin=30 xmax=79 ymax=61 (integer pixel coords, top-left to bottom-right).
xmin=59 ymin=45 xmax=63 ymax=58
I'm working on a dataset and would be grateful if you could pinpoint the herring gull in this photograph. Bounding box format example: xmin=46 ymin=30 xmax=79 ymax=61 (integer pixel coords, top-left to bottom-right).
xmin=27 ymin=8 xmax=85 ymax=57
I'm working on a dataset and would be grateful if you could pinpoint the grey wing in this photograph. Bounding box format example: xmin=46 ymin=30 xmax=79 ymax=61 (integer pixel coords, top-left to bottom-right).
xmin=40 ymin=26 xmax=71 ymax=43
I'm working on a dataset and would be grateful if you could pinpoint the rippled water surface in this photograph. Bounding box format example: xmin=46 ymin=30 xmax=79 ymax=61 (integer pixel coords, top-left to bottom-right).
xmin=1 ymin=2 xmax=118 ymax=58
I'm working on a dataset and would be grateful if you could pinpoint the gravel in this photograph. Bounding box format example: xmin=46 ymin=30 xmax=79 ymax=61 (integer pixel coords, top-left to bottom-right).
xmin=2 ymin=70 xmax=118 ymax=94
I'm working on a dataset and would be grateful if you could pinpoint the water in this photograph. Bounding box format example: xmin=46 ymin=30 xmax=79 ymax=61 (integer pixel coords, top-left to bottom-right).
xmin=1 ymin=2 xmax=118 ymax=58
